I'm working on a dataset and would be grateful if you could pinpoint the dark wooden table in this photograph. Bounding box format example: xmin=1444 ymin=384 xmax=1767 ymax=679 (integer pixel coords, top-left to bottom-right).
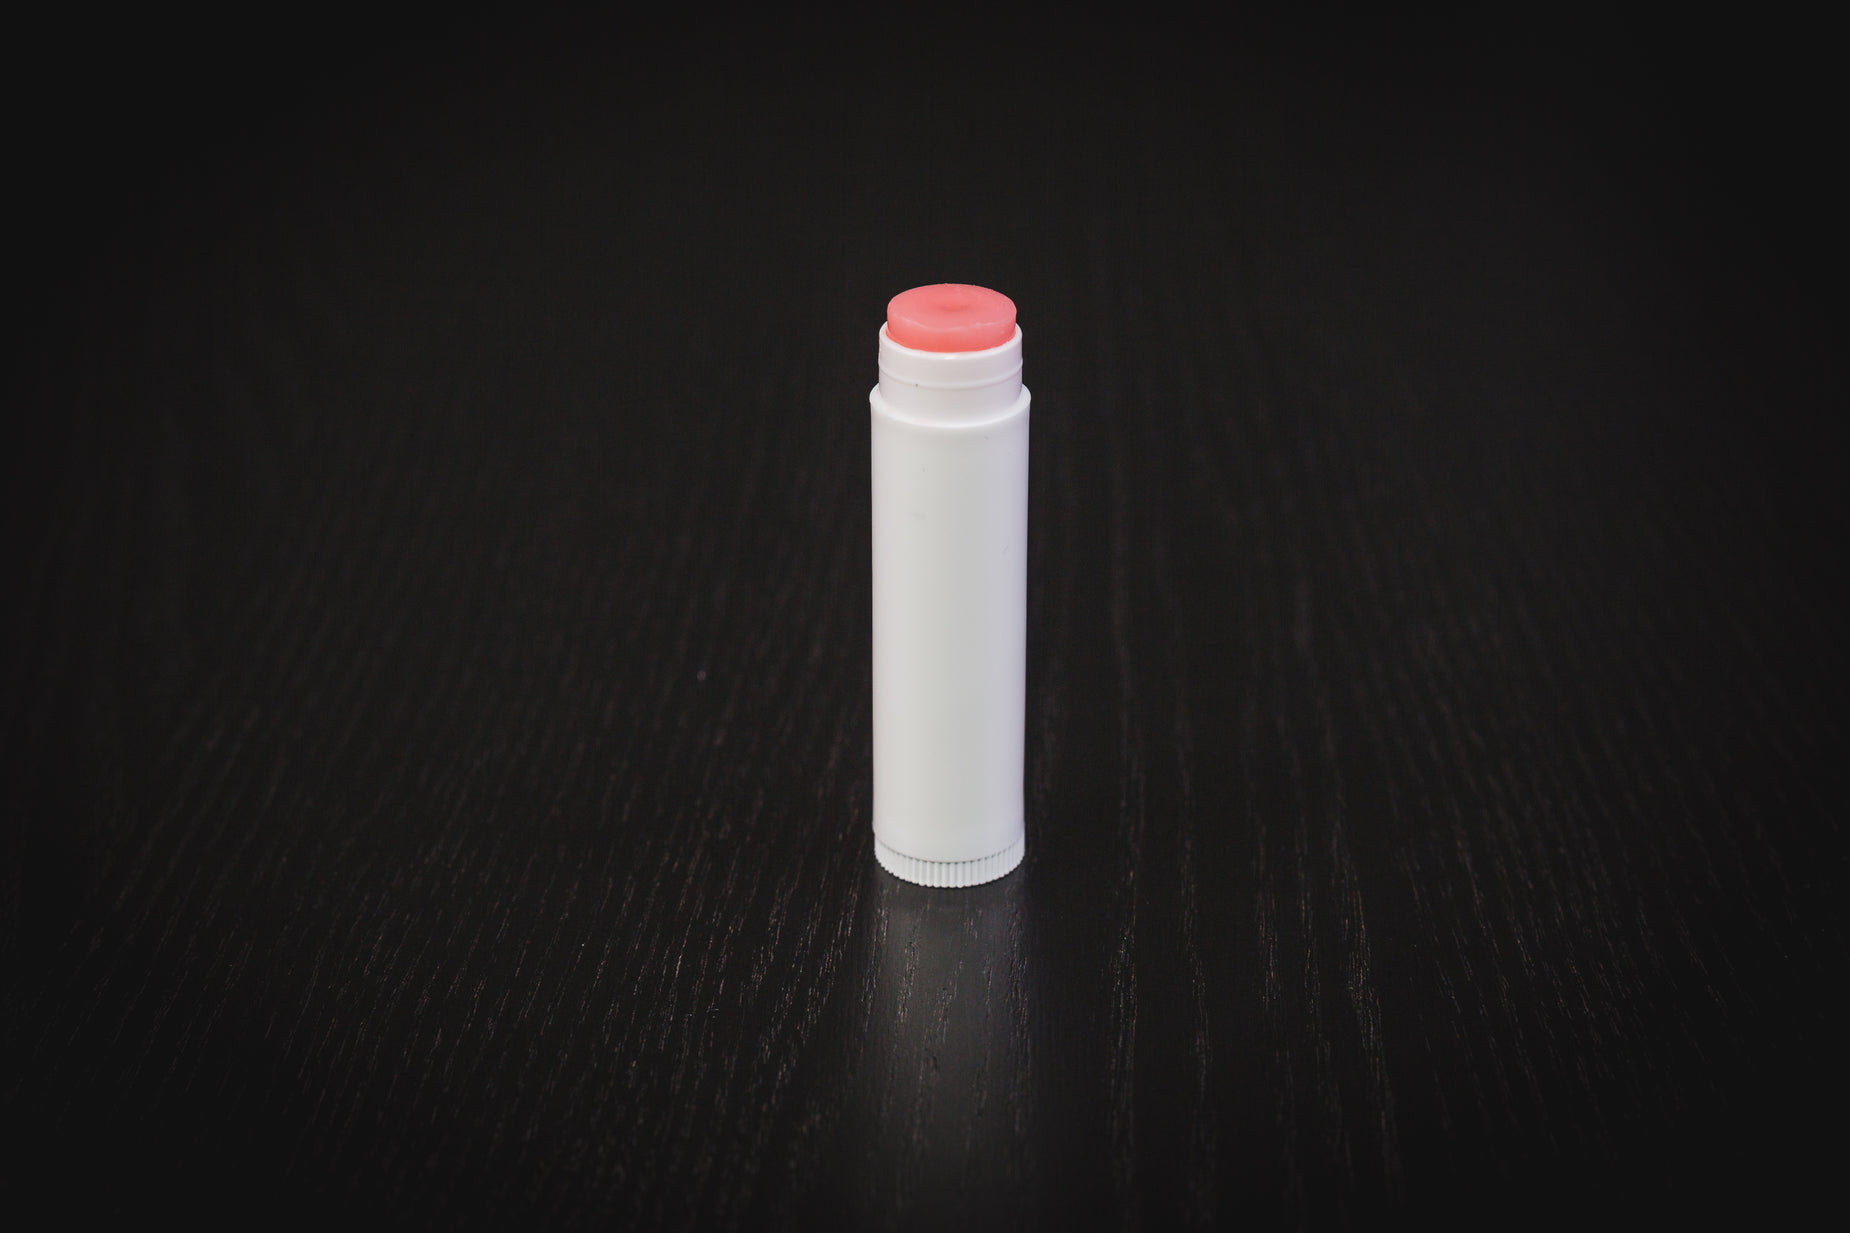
xmin=6 ymin=13 xmax=1844 ymax=1227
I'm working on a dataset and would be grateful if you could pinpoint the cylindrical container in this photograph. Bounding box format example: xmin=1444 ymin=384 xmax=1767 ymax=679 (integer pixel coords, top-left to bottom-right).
xmin=870 ymin=285 xmax=1029 ymax=887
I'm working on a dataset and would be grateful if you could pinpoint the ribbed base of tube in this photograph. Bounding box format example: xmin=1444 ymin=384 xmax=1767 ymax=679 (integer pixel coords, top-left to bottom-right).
xmin=874 ymin=834 xmax=1024 ymax=888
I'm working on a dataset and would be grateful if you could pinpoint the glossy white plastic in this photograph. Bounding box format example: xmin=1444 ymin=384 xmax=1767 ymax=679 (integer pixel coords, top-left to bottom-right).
xmin=870 ymin=323 xmax=1029 ymax=887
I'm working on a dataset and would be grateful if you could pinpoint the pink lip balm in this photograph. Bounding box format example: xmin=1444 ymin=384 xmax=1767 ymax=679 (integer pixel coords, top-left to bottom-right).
xmin=870 ymin=284 xmax=1029 ymax=887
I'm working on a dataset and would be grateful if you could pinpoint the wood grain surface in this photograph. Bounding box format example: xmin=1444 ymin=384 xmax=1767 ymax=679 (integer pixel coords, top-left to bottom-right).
xmin=5 ymin=13 xmax=1844 ymax=1228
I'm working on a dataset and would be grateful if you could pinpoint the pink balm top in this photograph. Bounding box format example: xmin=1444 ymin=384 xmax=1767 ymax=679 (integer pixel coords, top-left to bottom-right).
xmin=886 ymin=284 xmax=1017 ymax=353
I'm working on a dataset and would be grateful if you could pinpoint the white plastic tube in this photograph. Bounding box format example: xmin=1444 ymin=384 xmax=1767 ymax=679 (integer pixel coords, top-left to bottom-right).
xmin=870 ymin=320 xmax=1029 ymax=887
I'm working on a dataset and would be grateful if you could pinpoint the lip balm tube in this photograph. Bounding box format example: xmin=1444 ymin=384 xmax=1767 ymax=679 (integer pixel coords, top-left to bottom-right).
xmin=870 ymin=284 xmax=1029 ymax=887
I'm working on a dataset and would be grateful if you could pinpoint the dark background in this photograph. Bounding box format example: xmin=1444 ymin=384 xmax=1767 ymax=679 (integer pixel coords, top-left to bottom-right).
xmin=5 ymin=8 xmax=1844 ymax=1227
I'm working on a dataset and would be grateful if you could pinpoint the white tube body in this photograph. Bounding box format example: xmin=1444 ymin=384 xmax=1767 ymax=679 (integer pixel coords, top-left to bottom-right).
xmin=870 ymin=324 xmax=1029 ymax=887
